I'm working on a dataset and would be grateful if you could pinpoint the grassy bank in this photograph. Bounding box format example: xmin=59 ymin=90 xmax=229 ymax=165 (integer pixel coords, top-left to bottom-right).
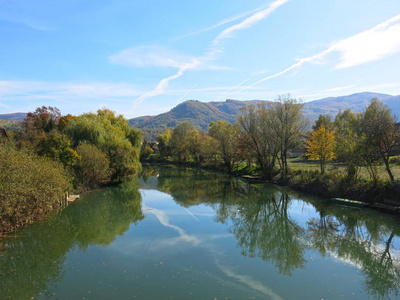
xmin=142 ymin=154 xmax=400 ymax=209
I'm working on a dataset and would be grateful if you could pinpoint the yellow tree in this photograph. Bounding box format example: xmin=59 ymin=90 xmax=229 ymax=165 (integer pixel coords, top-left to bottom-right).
xmin=306 ymin=125 xmax=335 ymax=174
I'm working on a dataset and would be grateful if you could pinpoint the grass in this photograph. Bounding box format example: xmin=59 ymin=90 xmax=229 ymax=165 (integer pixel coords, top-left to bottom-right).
xmin=288 ymin=155 xmax=400 ymax=181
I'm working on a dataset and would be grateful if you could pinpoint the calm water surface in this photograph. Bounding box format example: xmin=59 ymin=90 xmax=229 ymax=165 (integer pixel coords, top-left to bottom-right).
xmin=1 ymin=165 xmax=400 ymax=299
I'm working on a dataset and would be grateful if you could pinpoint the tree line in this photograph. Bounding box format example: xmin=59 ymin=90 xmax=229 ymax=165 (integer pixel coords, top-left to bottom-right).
xmin=148 ymin=95 xmax=400 ymax=190
xmin=0 ymin=106 xmax=142 ymax=234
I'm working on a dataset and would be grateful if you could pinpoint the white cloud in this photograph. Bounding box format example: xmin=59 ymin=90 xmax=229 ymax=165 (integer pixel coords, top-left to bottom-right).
xmin=132 ymin=58 xmax=201 ymax=106
xmin=128 ymin=0 xmax=289 ymax=105
xmin=174 ymin=2 xmax=273 ymax=40
xmin=212 ymin=0 xmax=290 ymax=47
xmin=110 ymin=45 xmax=196 ymax=69
xmin=235 ymin=14 xmax=400 ymax=95
xmin=334 ymin=14 xmax=400 ymax=68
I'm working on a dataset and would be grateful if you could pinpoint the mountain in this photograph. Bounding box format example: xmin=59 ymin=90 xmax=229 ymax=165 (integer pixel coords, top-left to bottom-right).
xmin=303 ymin=92 xmax=400 ymax=121
xmin=130 ymin=92 xmax=400 ymax=140
xmin=129 ymin=99 xmax=267 ymax=140
xmin=0 ymin=113 xmax=26 ymax=122
xmin=1 ymin=92 xmax=399 ymax=140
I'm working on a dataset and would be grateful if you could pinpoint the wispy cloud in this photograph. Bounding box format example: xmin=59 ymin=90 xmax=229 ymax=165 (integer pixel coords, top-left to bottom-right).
xmin=215 ymin=78 xmax=250 ymax=101
xmin=0 ymin=81 xmax=143 ymax=100
xmin=236 ymin=14 xmax=400 ymax=95
xmin=0 ymin=13 xmax=52 ymax=31
xmin=133 ymin=59 xmax=201 ymax=107
xmin=128 ymin=0 xmax=289 ymax=105
xmin=211 ymin=0 xmax=290 ymax=47
xmin=110 ymin=45 xmax=195 ymax=69
xmin=334 ymin=14 xmax=400 ymax=68
xmin=173 ymin=2 xmax=272 ymax=40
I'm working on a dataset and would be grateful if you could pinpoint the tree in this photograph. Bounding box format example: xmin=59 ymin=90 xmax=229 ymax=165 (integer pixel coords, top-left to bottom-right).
xmin=186 ymin=129 xmax=202 ymax=163
xmin=22 ymin=106 xmax=61 ymax=140
xmin=236 ymin=103 xmax=278 ymax=178
xmin=157 ymin=129 xmax=172 ymax=159
xmin=333 ymin=109 xmax=361 ymax=180
xmin=36 ymin=132 xmax=79 ymax=168
xmin=306 ymin=125 xmax=336 ymax=174
xmin=269 ymin=95 xmax=307 ymax=176
xmin=65 ymin=108 xmax=142 ymax=181
xmin=75 ymin=144 xmax=111 ymax=189
xmin=169 ymin=121 xmax=195 ymax=162
xmin=360 ymin=98 xmax=400 ymax=181
xmin=313 ymin=114 xmax=333 ymax=131
xmin=208 ymin=121 xmax=240 ymax=172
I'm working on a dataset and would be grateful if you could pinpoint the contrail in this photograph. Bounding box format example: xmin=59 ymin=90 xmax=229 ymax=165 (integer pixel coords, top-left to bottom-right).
xmin=173 ymin=82 xmax=199 ymax=106
xmin=216 ymin=78 xmax=250 ymax=101
xmin=183 ymin=207 xmax=199 ymax=222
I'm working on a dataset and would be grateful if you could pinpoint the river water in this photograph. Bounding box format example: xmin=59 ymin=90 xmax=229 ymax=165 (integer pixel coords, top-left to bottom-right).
xmin=1 ymin=164 xmax=400 ymax=299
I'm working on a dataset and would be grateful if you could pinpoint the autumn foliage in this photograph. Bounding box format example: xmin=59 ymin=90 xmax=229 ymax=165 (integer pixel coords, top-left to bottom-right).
xmin=306 ymin=125 xmax=336 ymax=174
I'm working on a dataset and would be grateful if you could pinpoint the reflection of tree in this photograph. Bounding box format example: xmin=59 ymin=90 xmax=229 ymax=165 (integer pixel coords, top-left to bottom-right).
xmin=67 ymin=179 xmax=144 ymax=249
xmin=154 ymin=165 xmax=249 ymax=208
xmin=230 ymin=191 xmax=306 ymax=275
xmin=306 ymin=213 xmax=400 ymax=299
xmin=0 ymin=178 xmax=143 ymax=299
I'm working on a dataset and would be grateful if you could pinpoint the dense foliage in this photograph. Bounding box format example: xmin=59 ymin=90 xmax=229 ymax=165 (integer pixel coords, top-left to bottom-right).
xmin=145 ymin=97 xmax=400 ymax=203
xmin=0 ymin=142 xmax=70 ymax=233
xmin=0 ymin=106 xmax=142 ymax=234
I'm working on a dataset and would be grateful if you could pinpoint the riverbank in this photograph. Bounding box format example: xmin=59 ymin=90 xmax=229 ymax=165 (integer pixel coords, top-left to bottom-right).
xmin=141 ymin=157 xmax=400 ymax=214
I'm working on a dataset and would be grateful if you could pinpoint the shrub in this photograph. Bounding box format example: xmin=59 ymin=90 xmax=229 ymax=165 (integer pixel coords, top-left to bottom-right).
xmin=0 ymin=143 xmax=70 ymax=234
xmin=75 ymin=144 xmax=111 ymax=190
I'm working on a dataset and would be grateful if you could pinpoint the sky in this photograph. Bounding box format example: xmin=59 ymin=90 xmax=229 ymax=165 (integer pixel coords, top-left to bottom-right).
xmin=1 ymin=0 xmax=400 ymax=118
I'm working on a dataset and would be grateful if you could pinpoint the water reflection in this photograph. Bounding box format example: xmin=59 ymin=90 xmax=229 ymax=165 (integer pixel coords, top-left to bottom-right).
xmin=142 ymin=164 xmax=400 ymax=298
xmin=1 ymin=165 xmax=400 ymax=299
xmin=0 ymin=179 xmax=143 ymax=299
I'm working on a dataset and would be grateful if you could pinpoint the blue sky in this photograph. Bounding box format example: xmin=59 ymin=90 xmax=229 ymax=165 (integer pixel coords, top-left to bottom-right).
xmin=1 ymin=0 xmax=400 ymax=118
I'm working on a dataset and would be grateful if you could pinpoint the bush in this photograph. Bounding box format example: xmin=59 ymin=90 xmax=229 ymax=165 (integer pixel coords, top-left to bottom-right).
xmin=0 ymin=143 xmax=70 ymax=234
xmin=75 ymin=144 xmax=111 ymax=190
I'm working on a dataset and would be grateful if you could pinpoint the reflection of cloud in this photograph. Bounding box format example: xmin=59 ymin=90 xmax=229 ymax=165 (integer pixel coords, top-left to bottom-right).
xmin=216 ymin=263 xmax=284 ymax=300
xmin=143 ymin=204 xmax=201 ymax=246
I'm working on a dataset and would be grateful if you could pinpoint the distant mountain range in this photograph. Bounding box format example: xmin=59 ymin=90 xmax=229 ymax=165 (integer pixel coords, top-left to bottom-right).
xmin=1 ymin=92 xmax=400 ymax=140
xmin=129 ymin=92 xmax=400 ymax=140
xmin=0 ymin=112 xmax=27 ymax=122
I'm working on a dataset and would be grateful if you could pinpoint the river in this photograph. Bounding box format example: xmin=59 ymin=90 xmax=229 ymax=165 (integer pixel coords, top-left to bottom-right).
xmin=1 ymin=164 xmax=400 ymax=299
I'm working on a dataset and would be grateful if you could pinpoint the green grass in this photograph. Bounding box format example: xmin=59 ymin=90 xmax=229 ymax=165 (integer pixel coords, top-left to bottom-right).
xmin=288 ymin=156 xmax=400 ymax=181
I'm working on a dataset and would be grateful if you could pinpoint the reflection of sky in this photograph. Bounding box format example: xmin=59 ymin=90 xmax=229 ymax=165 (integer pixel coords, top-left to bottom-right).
xmin=107 ymin=188 xmax=286 ymax=299
xmin=64 ymin=185 xmax=400 ymax=299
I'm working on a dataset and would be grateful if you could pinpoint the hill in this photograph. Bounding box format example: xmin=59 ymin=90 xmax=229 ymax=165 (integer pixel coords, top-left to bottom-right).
xmin=129 ymin=99 xmax=267 ymax=140
xmin=0 ymin=113 xmax=26 ymax=122
xmin=130 ymin=92 xmax=400 ymax=140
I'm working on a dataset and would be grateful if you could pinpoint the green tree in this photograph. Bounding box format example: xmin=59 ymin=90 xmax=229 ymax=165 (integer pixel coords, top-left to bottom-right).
xmin=186 ymin=129 xmax=203 ymax=163
xmin=75 ymin=144 xmax=111 ymax=189
xmin=208 ymin=121 xmax=240 ymax=172
xmin=36 ymin=132 xmax=79 ymax=168
xmin=270 ymin=95 xmax=307 ymax=176
xmin=360 ymin=98 xmax=400 ymax=181
xmin=313 ymin=114 xmax=333 ymax=131
xmin=157 ymin=129 xmax=172 ymax=159
xmin=169 ymin=121 xmax=195 ymax=162
xmin=333 ymin=109 xmax=362 ymax=180
xmin=236 ymin=103 xmax=279 ymax=178
xmin=306 ymin=125 xmax=336 ymax=174
xmin=65 ymin=108 xmax=142 ymax=181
